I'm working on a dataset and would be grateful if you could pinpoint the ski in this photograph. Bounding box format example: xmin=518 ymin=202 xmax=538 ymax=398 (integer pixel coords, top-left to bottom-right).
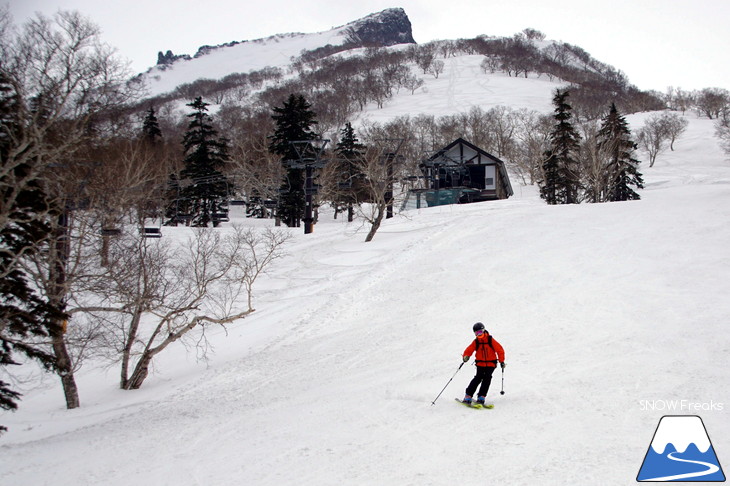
xmin=455 ymin=398 xmax=494 ymax=409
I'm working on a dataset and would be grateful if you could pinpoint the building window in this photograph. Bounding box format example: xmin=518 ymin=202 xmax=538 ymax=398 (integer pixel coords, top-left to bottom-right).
xmin=484 ymin=165 xmax=496 ymax=189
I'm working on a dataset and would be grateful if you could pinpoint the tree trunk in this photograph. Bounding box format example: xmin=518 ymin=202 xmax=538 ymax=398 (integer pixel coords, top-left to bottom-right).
xmin=51 ymin=328 xmax=80 ymax=409
xmin=125 ymin=352 xmax=153 ymax=390
xmin=100 ymin=233 xmax=110 ymax=267
xmin=121 ymin=309 xmax=255 ymax=390
xmin=365 ymin=204 xmax=385 ymax=242
xmin=50 ymin=212 xmax=80 ymax=409
xmin=120 ymin=309 xmax=143 ymax=389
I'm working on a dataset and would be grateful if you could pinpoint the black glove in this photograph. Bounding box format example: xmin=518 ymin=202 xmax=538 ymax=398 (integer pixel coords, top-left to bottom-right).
xmin=500 ymin=362 xmax=506 ymax=369
xmin=462 ymin=355 xmax=470 ymax=363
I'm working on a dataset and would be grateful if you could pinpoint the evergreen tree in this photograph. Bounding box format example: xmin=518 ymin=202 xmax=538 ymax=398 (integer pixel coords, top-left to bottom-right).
xmin=597 ymin=103 xmax=644 ymax=201
xmin=173 ymin=97 xmax=231 ymax=227
xmin=336 ymin=122 xmax=365 ymax=160
xmin=141 ymin=107 xmax=162 ymax=144
xmin=268 ymin=94 xmax=318 ymax=227
xmin=0 ymin=72 xmax=63 ymax=426
xmin=539 ymin=149 xmax=559 ymax=205
xmin=334 ymin=122 xmax=366 ymax=222
xmin=540 ymin=89 xmax=582 ymax=204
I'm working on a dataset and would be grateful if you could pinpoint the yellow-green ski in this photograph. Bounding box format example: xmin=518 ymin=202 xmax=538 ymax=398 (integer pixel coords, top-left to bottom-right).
xmin=455 ymin=398 xmax=494 ymax=409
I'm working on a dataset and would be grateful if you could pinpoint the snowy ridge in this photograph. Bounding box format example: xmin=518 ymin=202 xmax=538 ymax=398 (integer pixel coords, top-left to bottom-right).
xmin=141 ymin=28 xmax=349 ymax=97
xmin=140 ymin=7 xmax=414 ymax=98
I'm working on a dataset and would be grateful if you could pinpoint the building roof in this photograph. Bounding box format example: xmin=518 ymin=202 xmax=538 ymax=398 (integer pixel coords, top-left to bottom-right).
xmin=424 ymin=138 xmax=514 ymax=197
xmin=424 ymin=137 xmax=500 ymax=166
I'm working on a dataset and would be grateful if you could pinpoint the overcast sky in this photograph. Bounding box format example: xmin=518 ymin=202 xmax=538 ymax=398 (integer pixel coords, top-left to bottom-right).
xmin=6 ymin=0 xmax=730 ymax=92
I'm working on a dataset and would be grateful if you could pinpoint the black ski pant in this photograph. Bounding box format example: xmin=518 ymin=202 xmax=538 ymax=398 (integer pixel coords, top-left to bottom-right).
xmin=465 ymin=365 xmax=496 ymax=398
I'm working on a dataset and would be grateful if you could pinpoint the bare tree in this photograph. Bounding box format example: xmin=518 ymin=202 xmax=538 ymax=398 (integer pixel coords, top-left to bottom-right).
xmin=638 ymin=112 xmax=689 ymax=166
xmin=674 ymin=89 xmax=694 ymax=115
xmin=1 ymin=10 xmax=137 ymax=409
xmin=356 ymin=148 xmax=390 ymax=242
xmin=19 ymin=135 xmax=171 ymax=408
xmin=228 ymin=136 xmax=284 ymax=218
xmin=638 ymin=115 xmax=669 ymax=168
xmin=577 ymin=120 xmax=606 ymax=202
xmin=695 ymin=88 xmax=730 ymax=120
xmin=74 ymin=225 xmax=290 ymax=390
xmin=512 ymin=109 xmax=552 ymax=185
xmin=416 ymin=45 xmax=436 ymax=74
xmin=403 ymin=75 xmax=424 ymax=95
xmin=350 ymin=145 xmax=405 ymax=242
xmin=488 ymin=106 xmax=519 ymax=159
xmin=661 ymin=113 xmax=689 ymax=151
xmin=2 ymin=10 xmax=136 ymax=188
xmin=22 ymin=179 xmax=103 ymax=409
xmin=480 ymin=56 xmax=501 ymax=74
xmin=522 ymin=28 xmax=546 ymax=41
xmin=715 ymin=108 xmax=730 ymax=157
xmin=428 ymin=60 xmax=445 ymax=79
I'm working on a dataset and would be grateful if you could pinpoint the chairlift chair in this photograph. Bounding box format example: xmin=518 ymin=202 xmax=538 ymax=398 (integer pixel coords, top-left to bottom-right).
xmin=100 ymin=227 xmax=122 ymax=237
xmin=141 ymin=227 xmax=162 ymax=238
xmin=140 ymin=216 xmax=163 ymax=238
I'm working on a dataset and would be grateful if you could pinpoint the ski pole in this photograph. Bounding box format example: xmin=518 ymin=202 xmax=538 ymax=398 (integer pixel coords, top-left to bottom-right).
xmin=500 ymin=367 xmax=505 ymax=395
xmin=431 ymin=361 xmax=465 ymax=406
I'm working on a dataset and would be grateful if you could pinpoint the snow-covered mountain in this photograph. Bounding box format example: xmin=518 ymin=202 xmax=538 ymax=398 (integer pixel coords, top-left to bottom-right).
xmin=139 ymin=7 xmax=415 ymax=98
xmin=2 ymin=9 xmax=729 ymax=486
xmin=134 ymin=6 xmax=660 ymax=120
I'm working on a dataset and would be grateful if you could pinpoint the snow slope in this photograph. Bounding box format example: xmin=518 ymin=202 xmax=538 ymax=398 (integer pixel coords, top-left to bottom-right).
xmin=357 ymin=54 xmax=557 ymax=124
xmin=2 ymin=112 xmax=728 ymax=485
xmin=2 ymin=26 xmax=730 ymax=483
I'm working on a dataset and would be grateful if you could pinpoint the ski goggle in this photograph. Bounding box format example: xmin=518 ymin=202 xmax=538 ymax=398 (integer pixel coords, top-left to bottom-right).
xmin=474 ymin=330 xmax=484 ymax=336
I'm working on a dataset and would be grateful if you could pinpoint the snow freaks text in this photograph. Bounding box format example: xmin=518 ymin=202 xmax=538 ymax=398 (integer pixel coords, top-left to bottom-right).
xmin=639 ymin=400 xmax=724 ymax=412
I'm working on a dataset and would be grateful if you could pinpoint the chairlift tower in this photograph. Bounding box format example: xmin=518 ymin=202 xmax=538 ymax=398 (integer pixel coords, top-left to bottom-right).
xmin=375 ymin=138 xmax=404 ymax=219
xmin=289 ymin=139 xmax=329 ymax=234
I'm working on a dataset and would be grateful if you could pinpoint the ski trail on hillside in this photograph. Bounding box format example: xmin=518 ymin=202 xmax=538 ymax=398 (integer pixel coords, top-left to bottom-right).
xmin=447 ymin=56 xmax=458 ymax=110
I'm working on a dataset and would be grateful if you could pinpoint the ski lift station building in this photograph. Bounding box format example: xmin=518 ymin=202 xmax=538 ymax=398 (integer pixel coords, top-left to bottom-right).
xmin=403 ymin=138 xmax=514 ymax=210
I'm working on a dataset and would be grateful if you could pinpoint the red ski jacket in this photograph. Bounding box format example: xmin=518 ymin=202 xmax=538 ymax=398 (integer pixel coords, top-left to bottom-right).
xmin=463 ymin=333 xmax=505 ymax=367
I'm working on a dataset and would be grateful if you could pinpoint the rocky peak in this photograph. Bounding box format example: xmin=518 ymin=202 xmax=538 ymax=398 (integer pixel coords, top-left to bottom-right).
xmin=156 ymin=50 xmax=191 ymax=66
xmin=344 ymin=8 xmax=416 ymax=47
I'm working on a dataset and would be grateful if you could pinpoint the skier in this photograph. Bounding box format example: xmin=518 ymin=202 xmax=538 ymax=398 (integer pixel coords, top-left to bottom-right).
xmin=461 ymin=322 xmax=506 ymax=406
